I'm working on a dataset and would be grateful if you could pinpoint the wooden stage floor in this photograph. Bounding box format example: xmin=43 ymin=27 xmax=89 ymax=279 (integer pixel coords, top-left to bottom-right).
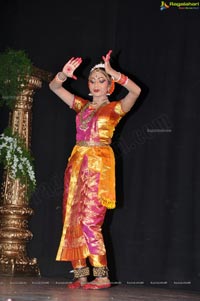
xmin=0 ymin=277 xmax=200 ymax=301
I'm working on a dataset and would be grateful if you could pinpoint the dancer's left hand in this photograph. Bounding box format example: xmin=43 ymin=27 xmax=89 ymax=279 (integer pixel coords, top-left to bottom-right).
xmin=102 ymin=50 xmax=113 ymax=75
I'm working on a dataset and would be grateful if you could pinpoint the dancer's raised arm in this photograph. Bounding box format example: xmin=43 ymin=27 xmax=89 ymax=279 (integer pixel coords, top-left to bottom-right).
xmin=49 ymin=57 xmax=82 ymax=107
xmin=103 ymin=50 xmax=141 ymax=112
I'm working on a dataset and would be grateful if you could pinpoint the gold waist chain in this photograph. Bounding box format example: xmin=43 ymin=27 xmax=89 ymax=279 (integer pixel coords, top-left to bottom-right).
xmin=76 ymin=141 xmax=110 ymax=147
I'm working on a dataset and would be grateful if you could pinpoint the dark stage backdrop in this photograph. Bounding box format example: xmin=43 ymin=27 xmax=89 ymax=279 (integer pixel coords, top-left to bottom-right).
xmin=0 ymin=0 xmax=200 ymax=287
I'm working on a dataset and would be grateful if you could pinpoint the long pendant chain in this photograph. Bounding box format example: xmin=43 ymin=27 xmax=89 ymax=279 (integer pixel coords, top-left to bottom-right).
xmin=79 ymin=103 xmax=96 ymax=130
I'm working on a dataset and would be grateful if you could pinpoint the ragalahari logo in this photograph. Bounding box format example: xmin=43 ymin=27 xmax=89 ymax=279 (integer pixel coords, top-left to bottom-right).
xmin=160 ymin=1 xmax=200 ymax=10
xmin=160 ymin=1 xmax=170 ymax=10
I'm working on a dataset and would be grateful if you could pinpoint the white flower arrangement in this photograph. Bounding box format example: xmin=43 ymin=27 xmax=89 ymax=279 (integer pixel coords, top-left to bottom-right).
xmin=0 ymin=128 xmax=36 ymax=196
xmin=90 ymin=62 xmax=105 ymax=73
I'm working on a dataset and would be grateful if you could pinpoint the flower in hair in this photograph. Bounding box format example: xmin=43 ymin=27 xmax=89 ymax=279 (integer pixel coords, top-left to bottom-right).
xmin=90 ymin=62 xmax=105 ymax=73
xmin=109 ymin=79 xmax=115 ymax=95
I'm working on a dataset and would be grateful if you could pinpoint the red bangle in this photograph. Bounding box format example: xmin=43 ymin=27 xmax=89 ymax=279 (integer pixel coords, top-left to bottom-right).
xmin=116 ymin=73 xmax=128 ymax=86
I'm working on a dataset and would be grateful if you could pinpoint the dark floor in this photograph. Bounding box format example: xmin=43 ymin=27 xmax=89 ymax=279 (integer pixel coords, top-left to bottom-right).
xmin=0 ymin=277 xmax=200 ymax=301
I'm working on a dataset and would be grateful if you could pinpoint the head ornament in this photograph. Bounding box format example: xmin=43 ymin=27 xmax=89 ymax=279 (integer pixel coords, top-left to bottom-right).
xmin=90 ymin=62 xmax=105 ymax=73
xmin=89 ymin=62 xmax=115 ymax=95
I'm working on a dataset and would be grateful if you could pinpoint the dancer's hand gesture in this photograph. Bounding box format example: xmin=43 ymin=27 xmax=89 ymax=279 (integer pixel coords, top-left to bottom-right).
xmin=62 ymin=57 xmax=82 ymax=80
xmin=102 ymin=50 xmax=114 ymax=75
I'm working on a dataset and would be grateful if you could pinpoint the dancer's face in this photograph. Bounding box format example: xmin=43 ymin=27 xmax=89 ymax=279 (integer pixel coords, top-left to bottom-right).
xmin=88 ymin=70 xmax=110 ymax=97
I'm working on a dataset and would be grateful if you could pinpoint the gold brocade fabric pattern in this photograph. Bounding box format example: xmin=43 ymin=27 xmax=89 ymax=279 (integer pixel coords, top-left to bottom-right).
xmin=56 ymin=96 xmax=126 ymax=262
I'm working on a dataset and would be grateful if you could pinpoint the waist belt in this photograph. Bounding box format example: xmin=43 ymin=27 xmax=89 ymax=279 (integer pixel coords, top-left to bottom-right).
xmin=76 ymin=141 xmax=110 ymax=147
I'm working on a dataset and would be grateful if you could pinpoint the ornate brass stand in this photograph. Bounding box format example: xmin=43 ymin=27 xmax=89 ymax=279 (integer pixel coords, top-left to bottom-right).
xmin=0 ymin=70 xmax=51 ymax=276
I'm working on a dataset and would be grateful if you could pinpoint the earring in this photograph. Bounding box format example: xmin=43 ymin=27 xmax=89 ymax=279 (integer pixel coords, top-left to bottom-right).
xmin=106 ymin=93 xmax=110 ymax=96
xmin=88 ymin=93 xmax=93 ymax=96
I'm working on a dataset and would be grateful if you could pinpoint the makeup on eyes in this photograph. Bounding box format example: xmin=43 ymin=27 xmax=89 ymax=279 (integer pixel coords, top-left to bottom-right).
xmin=89 ymin=77 xmax=107 ymax=84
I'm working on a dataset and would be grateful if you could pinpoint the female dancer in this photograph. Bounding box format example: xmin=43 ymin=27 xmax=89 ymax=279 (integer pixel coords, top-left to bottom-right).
xmin=49 ymin=50 xmax=141 ymax=289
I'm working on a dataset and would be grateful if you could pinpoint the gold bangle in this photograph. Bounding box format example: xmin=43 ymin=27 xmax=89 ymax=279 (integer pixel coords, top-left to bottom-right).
xmin=56 ymin=72 xmax=67 ymax=82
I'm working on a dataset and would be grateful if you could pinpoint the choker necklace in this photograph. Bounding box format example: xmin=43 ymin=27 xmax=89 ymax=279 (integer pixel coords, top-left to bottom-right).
xmin=79 ymin=100 xmax=109 ymax=130
xmin=91 ymin=99 xmax=109 ymax=106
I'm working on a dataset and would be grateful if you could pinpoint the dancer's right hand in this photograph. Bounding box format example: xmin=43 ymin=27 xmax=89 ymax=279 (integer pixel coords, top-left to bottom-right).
xmin=62 ymin=57 xmax=82 ymax=80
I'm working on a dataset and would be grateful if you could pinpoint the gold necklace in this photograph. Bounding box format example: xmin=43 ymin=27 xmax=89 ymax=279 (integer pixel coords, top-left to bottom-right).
xmin=91 ymin=98 xmax=109 ymax=106
xmin=79 ymin=100 xmax=109 ymax=130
